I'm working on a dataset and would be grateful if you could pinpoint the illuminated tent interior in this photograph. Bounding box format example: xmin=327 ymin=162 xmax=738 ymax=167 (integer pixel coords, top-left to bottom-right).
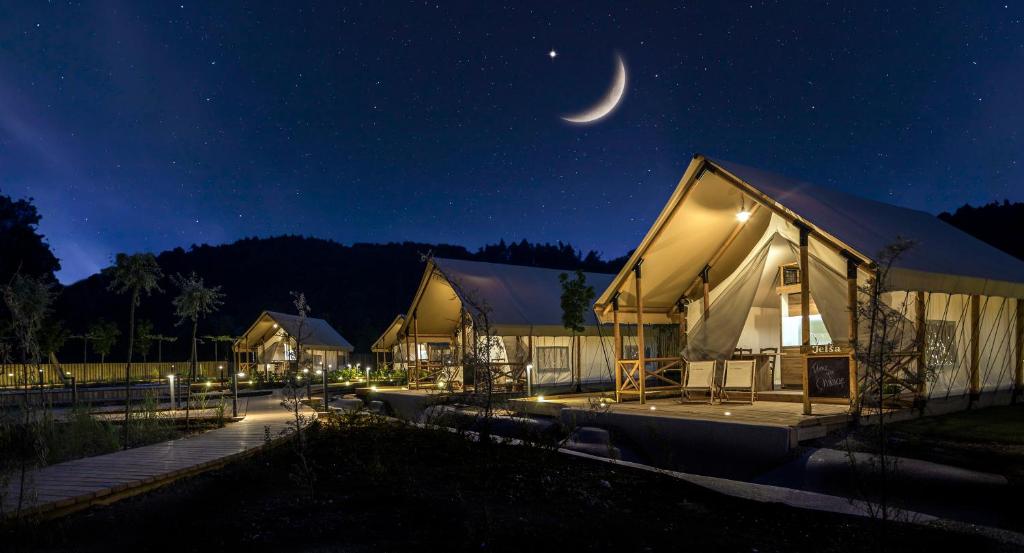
xmin=595 ymin=155 xmax=1024 ymax=399
xmin=389 ymin=257 xmax=617 ymax=390
xmin=234 ymin=310 xmax=354 ymax=380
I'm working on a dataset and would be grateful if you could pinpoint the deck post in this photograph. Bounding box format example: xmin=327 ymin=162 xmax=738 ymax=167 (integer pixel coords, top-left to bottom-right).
xmin=1016 ymin=298 xmax=1024 ymax=403
xmin=845 ymin=255 xmax=860 ymax=409
xmin=404 ymin=331 xmax=412 ymax=389
xmin=799 ymin=225 xmax=811 ymax=415
xmin=915 ymin=291 xmax=928 ymax=408
xmin=634 ymin=261 xmax=647 ymax=405
xmin=612 ymin=294 xmax=622 ymax=403
xmin=970 ymin=295 xmax=981 ymax=403
xmin=413 ymin=310 xmax=421 ymax=390
xmin=460 ymin=309 xmax=470 ymax=388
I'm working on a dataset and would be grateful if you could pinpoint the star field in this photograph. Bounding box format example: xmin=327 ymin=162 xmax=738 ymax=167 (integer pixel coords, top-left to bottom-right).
xmin=1 ymin=2 xmax=1022 ymax=283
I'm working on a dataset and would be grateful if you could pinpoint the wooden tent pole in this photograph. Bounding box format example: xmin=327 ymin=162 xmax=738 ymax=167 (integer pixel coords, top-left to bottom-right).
xmin=413 ymin=311 xmax=421 ymax=390
xmin=799 ymin=226 xmax=811 ymax=415
xmin=1015 ymin=298 xmax=1023 ymax=402
xmin=845 ymin=255 xmax=860 ymax=408
xmin=915 ymin=291 xmax=928 ymax=407
xmin=460 ymin=309 xmax=469 ymax=388
xmin=634 ymin=261 xmax=647 ymax=405
xmin=970 ymin=295 xmax=981 ymax=403
xmin=613 ymin=295 xmax=622 ymax=403
xmin=404 ymin=331 xmax=412 ymax=389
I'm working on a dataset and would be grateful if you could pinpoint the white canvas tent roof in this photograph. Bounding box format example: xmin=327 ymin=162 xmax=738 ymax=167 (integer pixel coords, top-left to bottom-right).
xmin=595 ymin=155 xmax=1024 ymax=323
xmin=235 ymin=310 xmax=354 ymax=352
xmin=400 ymin=257 xmax=615 ymax=337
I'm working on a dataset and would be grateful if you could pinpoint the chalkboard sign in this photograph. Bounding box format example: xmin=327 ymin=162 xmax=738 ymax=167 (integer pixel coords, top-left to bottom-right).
xmin=805 ymin=355 xmax=851 ymax=399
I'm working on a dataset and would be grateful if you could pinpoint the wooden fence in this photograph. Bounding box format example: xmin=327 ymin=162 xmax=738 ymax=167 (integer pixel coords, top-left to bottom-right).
xmin=0 ymin=361 xmax=231 ymax=389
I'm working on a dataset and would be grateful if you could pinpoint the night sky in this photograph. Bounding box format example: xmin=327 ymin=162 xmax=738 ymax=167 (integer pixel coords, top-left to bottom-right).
xmin=2 ymin=2 xmax=1022 ymax=284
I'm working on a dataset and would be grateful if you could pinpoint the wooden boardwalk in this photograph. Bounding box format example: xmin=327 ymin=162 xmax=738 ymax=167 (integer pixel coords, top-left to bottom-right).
xmin=2 ymin=391 xmax=307 ymax=519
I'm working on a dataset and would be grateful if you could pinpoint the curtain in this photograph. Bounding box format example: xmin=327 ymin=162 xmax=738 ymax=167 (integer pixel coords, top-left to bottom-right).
xmin=684 ymin=241 xmax=771 ymax=361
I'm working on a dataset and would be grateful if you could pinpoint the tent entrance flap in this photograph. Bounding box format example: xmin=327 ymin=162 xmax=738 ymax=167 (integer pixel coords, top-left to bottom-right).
xmin=685 ymin=239 xmax=771 ymax=361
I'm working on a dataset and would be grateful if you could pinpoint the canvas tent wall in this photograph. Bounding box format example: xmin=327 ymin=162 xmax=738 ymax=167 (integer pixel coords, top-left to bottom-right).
xmin=594 ymin=155 xmax=1024 ymax=404
xmin=394 ymin=257 xmax=617 ymax=389
xmin=234 ymin=310 xmax=354 ymax=379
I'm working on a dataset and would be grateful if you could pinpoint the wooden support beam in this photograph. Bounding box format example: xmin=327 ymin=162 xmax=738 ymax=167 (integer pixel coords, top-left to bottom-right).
xmin=460 ymin=309 xmax=470 ymax=387
xmin=799 ymin=226 xmax=811 ymax=353
xmin=613 ymin=294 xmax=622 ymax=403
xmin=915 ymin=291 xmax=928 ymax=406
xmin=634 ymin=261 xmax=647 ymax=405
xmin=1016 ymin=298 xmax=1024 ymax=402
xmin=414 ymin=312 xmax=423 ymax=389
xmin=970 ymin=295 xmax=981 ymax=402
xmin=800 ymin=226 xmax=811 ymax=415
xmin=845 ymin=255 xmax=860 ymax=408
xmin=678 ymin=299 xmax=689 ymax=353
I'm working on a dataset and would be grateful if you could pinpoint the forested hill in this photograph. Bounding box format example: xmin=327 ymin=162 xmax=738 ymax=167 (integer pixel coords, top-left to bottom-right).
xmin=54 ymin=236 xmax=629 ymax=361
xmin=938 ymin=201 xmax=1024 ymax=263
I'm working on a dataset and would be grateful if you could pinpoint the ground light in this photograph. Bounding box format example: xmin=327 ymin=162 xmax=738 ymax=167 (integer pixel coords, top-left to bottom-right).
xmin=649 ymin=406 xmax=656 ymax=411
xmin=537 ymin=395 xmax=545 ymax=402
xmin=167 ymin=374 xmax=176 ymax=408
xmin=724 ymin=411 xmax=732 ymax=416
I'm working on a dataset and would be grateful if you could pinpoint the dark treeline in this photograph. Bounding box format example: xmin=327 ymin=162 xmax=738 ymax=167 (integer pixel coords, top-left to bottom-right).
xmin=939 ymin=200 xmax=1024 ymax=262
xmin=51 ymin=236 xmax=630 ymax=360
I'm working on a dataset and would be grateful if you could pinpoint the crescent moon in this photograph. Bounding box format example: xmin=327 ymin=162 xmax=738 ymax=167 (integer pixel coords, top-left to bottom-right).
xmin=562 ymin=55 xmax=627 ymax=124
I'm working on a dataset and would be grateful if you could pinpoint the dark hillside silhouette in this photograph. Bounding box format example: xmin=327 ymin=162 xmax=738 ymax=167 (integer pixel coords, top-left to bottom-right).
xmin=54 ymin=236 xmax=628 ymax=360
xmin=938 ymin=200 xmax=1024 ymax=262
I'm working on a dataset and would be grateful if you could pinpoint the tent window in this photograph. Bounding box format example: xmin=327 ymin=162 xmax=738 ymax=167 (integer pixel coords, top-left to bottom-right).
xmin=535 ymin=346 xmax=570 ymax=376
xmin=781 ymin=293 xmax=832 ymax=347
xmin=925 ymin=320 xmax=957 ymax=369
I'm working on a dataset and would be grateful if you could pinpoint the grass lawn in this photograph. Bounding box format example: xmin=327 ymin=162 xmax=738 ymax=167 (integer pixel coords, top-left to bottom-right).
xmin=3 ymin=414 xmax=1019 ymax=553
xmin=894 ymin=403 xmax=1024 ymax=445
xmin=846 ymin=403 xmax=1024 ymax=487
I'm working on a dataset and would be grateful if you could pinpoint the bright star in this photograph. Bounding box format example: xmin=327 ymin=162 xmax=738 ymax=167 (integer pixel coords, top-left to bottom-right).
xmin=548 ymin=49 xmax=557 ymax=59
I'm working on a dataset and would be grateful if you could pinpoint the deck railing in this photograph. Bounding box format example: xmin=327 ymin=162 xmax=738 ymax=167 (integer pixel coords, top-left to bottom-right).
xmin=615 ymin=356 xmax=685 ymax=401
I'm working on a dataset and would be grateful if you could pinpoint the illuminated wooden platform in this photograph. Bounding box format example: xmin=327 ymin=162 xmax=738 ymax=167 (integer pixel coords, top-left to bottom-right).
xmin=508 ymin=394 xmax=851 ymax=442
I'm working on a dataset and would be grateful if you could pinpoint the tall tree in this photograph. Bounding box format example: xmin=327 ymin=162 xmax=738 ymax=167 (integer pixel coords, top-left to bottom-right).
xmin=89 ymin=319 xmax=120 ymax=363
xmin=559 ymin=270 xmax=595 ymax=393
xmin=134 ymin=319 xmax=155 ymax=363
xmin=172 ymin=272 xmax=224 ymax=429
xmin=3 ymin=274 xmax=56 ymax=398
xmin=106 ymin=252 xmax=163 ymax=446
xmin=0 ymin=194 xmax=60 ymax=286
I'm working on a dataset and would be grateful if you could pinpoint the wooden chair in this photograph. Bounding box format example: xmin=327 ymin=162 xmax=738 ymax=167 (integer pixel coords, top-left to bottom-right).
xmin=720 ymin=359 xmax=756 ymax=404
xmin=759 ymin=347 xmax=778 ymax=391
xmin=681 ymin=360 xmax=716 ymax=404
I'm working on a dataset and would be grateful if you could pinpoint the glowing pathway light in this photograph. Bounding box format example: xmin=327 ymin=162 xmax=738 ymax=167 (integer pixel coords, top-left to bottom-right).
xmin=525 ymin=363 xmax=533 ymax=397
xmin=167 ymin=374 xmax=176 ymax=409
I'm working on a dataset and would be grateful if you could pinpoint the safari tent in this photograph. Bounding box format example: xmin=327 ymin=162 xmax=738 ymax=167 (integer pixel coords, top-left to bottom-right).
xmin=233 ymin=310 xmax=354 ymax=381
xmin=593 ymin=155 xmax=1024 ymax=411
xmin=371 ymin=314 xmax=405 ymax=372
xmin=388 ymin=257 xmax=617 ymax=392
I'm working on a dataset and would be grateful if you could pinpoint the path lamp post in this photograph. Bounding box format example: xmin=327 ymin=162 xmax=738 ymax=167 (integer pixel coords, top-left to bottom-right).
xmin=365 ymin=366 xmax=371 ymax=386
xmin=231 ymin=364 xmax=239 ymax=418
xmin=167 ymin=374 xmax=175 ymax=411
xmin=526 ymin=363 xmax=533 ymax=397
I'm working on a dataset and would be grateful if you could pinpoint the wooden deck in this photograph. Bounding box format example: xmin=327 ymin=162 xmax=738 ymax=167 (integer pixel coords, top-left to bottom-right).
xmin=509 ymin=393 xmax=851 ymax=441
xmin=2 ymin=391 xmax=308 ymax=519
